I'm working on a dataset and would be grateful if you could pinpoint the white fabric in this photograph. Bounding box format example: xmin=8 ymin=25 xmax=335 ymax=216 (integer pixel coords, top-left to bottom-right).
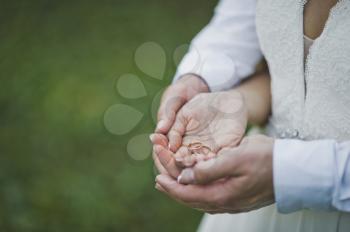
xmin=274 ymin=139 xmax=350 ymax=213
xmin=172 ymin=0 xmax=350 ymax=231
xmin=258 ymin=0 xmax=350 ymax=212
xmin=198 ymin=205 xmax=350 ymax=232
xmin=257 ymin=0 xmax=350 ymax=142
xmin=303 ymin=35 xmax=314 ymax=63
xmin=173 ymin=0 xmax=262 ymax=91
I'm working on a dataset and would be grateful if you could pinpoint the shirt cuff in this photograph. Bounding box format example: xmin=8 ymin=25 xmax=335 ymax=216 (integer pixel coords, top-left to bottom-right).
xmin=332 ymin=142 xmax=350 ymax=211
xmin=173 ymin=50 xmax=239 ymax=92
xmin=273 ymin=139 xmax=336 ymax=213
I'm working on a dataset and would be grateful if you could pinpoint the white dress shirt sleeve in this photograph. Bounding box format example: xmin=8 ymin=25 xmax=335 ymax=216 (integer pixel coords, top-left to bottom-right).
xmin=173 ymin=0 xmax=262 ymax=92
xmin=274 ymin=139 xmax=350 ymax=213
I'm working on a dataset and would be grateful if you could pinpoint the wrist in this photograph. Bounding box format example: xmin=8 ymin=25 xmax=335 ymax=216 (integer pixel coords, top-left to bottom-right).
xmin=177 ymin=74 xmax=209 ymax=93
xmin=174 ymin=74 xmax=209 ymax=101
xmin=237 ymin=90 xmax=254 ymax=124
xmin=229 ymin=88 xmax=251 ymax=124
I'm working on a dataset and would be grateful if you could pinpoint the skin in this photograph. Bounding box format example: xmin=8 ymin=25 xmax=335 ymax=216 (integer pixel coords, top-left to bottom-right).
xmin=151 ymin=0 xmax=339 ymax=213
xmin=304 ymin=0 xmax=338 ymax=39
xmin=152 ymin=89 xmax=248 ymax=176
xmin=152 ymin=72 xmax=271 ymax=177
xmin=155 ymin=74 xmax=209 ymax=135
xmin=155 ymin=135 xmax=275 ymax=214
xmin=168 ymin=91 xmax=248 ymax=165
xmin=152 ymin=74 xmax=209 ymax=177
xmin=152 ymin=72 xmax=274 ymax=213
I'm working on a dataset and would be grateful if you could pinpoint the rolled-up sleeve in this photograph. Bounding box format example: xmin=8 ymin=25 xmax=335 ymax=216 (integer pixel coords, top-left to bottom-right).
xmin=173 ymin=0 xmax=261 ymax=92
xmin=273 ymin=139 xmax=350 ymax=213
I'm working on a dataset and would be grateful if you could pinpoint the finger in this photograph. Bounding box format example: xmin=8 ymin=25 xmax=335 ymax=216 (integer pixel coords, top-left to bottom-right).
xmin=154 ymin=145 xmax=181 ymax=178
xmin=155 ymin=183 xmax=166 ymax=192
xmin=168 ymin=115 xmax=187 ymax=152
xmin=179 ymin=150 xmax=216 ymax=168
xmin=173 ymin=146 xmax=191 ymax=168
xmin=183 ymin=149 xmax=217 ymax=167
xmin=173 ymin=146 xmax=191 ymax=159
xmin=157 ymin=184 xmax=214 ymax=212
xmin=192 ymin=153 xmax=208 ymax=164
xmin=150 ymin=133 xmax=168 ymax=147
xmin=153 ymin=150 xmax=168 ymax=175
xmin=157 ymin=188 xmax=221 ymax=213
xmin=182 ymin=155 xmax=197 ymax=167
xmin=156 ymin=93 xmax=186 ymax=134
xmin=156 ymin=174 xmax=224 ymax=204
xmin=203 ymin=150 xmax=217 ymax=160
xmin=178 ymin=148 xmax=241 ymax=185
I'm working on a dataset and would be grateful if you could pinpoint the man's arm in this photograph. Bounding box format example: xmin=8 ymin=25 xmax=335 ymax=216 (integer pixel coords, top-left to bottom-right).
xmin=155 ymin=137 xmax=350 ymax=214
xmin=274 ymin=139 xmax=350 ymax=213
xmin=174 ymin=0 xmax=261 ymax=92
xmin=156 ymin=0 xmax=261 ymax=134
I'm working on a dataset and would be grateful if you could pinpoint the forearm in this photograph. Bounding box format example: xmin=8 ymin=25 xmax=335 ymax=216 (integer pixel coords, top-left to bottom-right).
xmin=233 ymin=71 xmax=271 ymax=125
xmin=174 ymin=0 xmax=261 ymax=92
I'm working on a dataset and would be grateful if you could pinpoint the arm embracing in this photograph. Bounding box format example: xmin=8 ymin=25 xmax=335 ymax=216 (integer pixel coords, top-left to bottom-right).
xmin=174 ymin=0 xmax=261 ymax=92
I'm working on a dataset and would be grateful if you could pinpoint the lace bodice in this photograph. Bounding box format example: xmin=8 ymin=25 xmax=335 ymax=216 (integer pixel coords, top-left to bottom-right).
xmin=256 ymin=0 xmax=350 ymax=141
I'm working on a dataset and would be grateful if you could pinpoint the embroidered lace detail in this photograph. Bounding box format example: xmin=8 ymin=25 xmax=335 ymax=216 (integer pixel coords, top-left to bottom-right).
xmin=257 ymin=0 xmax=350 ymax=141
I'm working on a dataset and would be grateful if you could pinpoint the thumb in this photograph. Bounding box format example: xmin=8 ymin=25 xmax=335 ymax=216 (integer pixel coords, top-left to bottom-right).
xmin=156 ymin=93 xmax=186 ymax=134
xmin=178 ymin=148 xmax=240 ymax=185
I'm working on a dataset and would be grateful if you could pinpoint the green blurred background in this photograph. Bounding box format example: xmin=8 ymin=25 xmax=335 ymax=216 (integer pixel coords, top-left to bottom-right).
xmin=0 ymin=0 xmax=218 ymax=231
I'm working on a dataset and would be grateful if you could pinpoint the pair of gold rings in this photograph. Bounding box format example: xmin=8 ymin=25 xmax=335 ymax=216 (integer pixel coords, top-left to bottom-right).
xmin=186 ymin=142 xmax=211 ymax=155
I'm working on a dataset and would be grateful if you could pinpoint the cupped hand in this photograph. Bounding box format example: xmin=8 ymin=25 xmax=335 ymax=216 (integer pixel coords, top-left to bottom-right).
xmin=155 ymin=135 xmax=275 ymax=214
xmin=167 ymin=90 xmax=248 ymax=166
xmin=152 ymin=74 xmax=208 ymax=176
xmin=151 ymin=133 xmax=182 ymax=178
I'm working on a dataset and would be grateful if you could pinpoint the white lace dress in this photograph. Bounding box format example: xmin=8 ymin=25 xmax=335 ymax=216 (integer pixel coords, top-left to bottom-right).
xmin=198 ymin=0 xmax=350 ymax=231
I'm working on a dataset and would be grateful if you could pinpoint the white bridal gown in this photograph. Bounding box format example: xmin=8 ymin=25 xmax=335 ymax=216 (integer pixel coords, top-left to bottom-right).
xmin=198 ymin=0 xmax=350 ymax=231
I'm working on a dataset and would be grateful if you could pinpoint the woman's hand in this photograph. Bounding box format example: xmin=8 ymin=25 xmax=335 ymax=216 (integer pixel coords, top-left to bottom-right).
xmin=167 ymin=91 xmax=248 ymax=165
xmin=151 ymin=90 xmax=248 ymax=178
xmin=152 ymin=72 xmax=271 ymax=178
xmin=155 ymin=135 xmax=275 ymax=214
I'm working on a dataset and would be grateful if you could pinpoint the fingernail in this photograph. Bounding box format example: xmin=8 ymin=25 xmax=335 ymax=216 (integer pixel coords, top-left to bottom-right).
xmin=177 ymin=175 xmax=182 ymax=183
xmin=149 ymin=134 xmax=155 ymax=142
xmin=155 ymin=183 xmax=161 ymax=190
xmin=175 ymin=157 xmax=183 ymax=162
xmin=156 ymin=120 xmax=167 ymax=131
xmin=180 ymin=168 xmax=195 ymax=184
xmin=155 ymin=175 xmax=161 ymax=183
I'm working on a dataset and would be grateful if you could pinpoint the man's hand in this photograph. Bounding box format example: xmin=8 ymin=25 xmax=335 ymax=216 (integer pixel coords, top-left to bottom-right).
xmin=155 ymin=135 xmax=275 ymax=214
xmin=155 ymin=74 xmax=209 ymax=135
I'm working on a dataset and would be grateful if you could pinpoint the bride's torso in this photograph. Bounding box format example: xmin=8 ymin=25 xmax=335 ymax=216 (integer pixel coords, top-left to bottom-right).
xmin=199 ymin=2 xmax=350 ymax=231
xmin=199 ymin=2 xmax=350 ymax=232
xmin=256 ymin=0 xmax=350 ymax=141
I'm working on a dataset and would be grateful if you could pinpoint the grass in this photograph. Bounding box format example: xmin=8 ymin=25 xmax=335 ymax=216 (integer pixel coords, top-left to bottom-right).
xmin=0 ymin=0 xmax=218 ymax=231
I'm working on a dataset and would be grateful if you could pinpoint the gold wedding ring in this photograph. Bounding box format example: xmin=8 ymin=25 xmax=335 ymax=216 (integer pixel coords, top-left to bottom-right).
xmin=187 ymin=142 xmax=211 ymax=155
